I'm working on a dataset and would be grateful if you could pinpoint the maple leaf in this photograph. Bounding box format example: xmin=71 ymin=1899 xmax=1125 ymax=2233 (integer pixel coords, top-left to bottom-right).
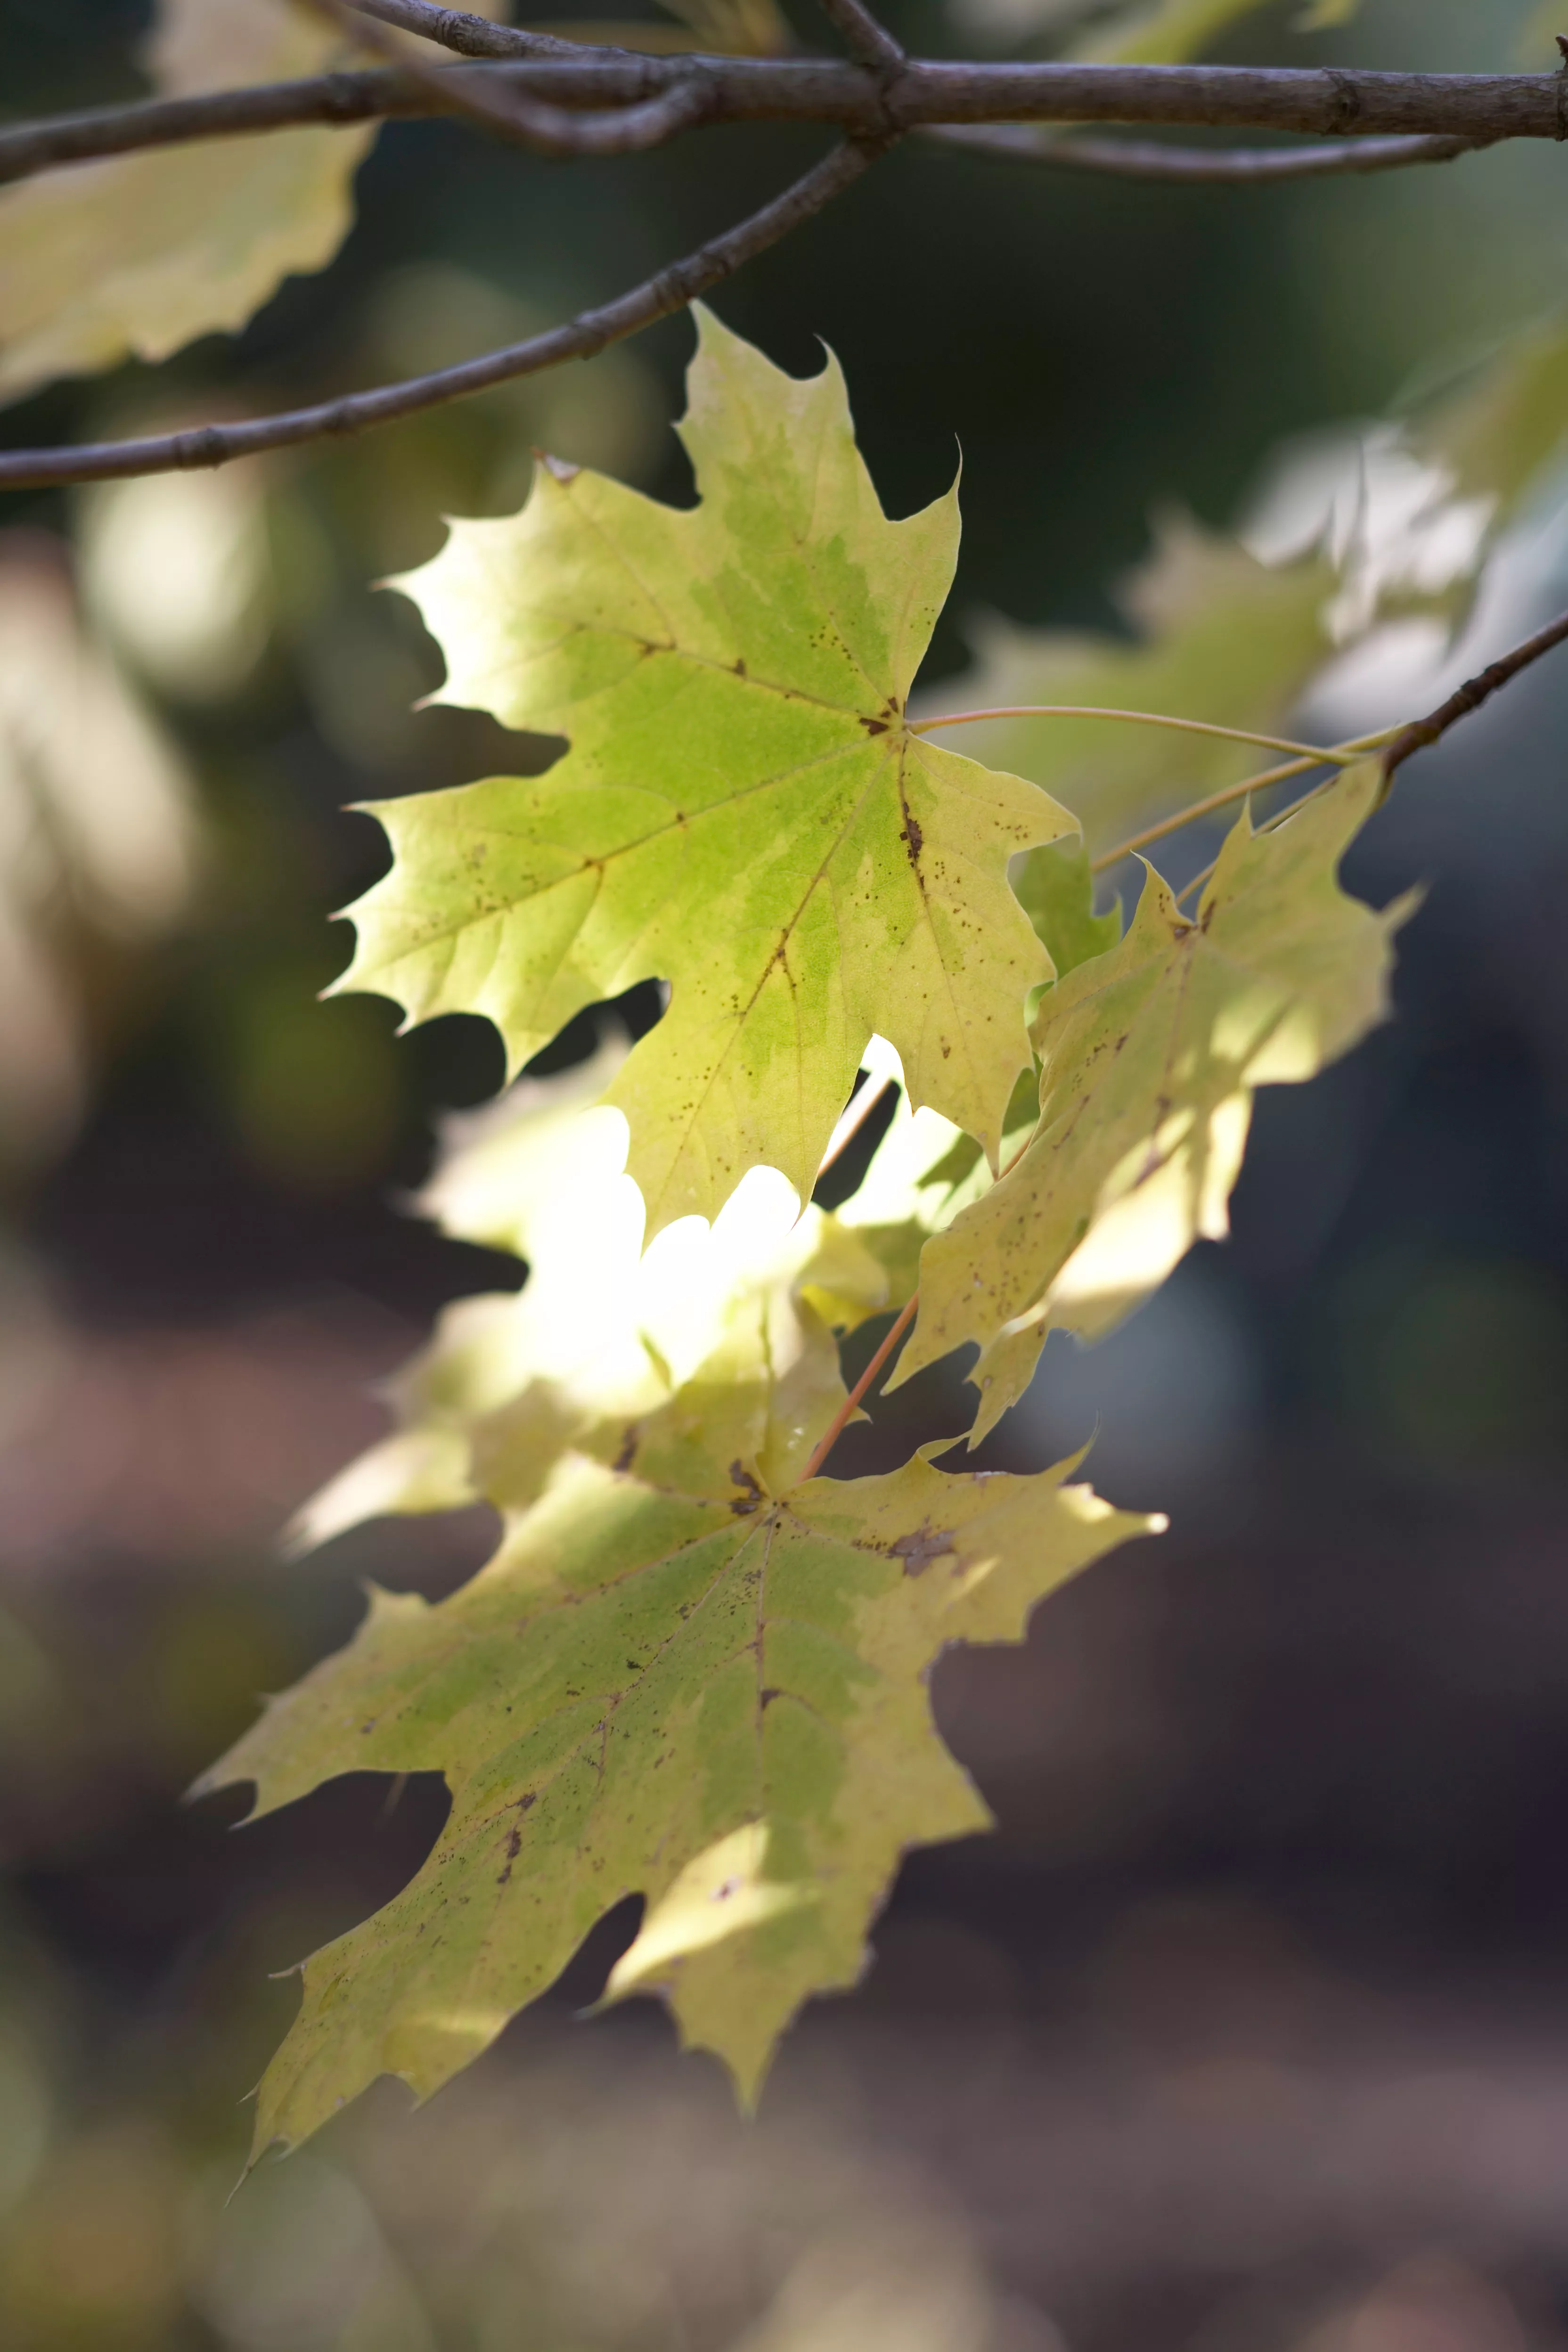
xmin=0 ymin=0 xmax=509 ymax=406
xmin=0 ymin=0 xmax=372 ymax=406
xmin=340 ymin=309 xmax=1074 ymax=1234
xmin=199 ymin=1365 xmax=1157 ymax=2153
xmin=292 ymin=1031 xmax=893 ymax=1556
xmin=1013 ymin=837 xmax=1122 ymax=980
xmin=914 ymin=516 xmax=1338 ymax=860
xmin=893 ymin=763 xmax=1418 ymax=1442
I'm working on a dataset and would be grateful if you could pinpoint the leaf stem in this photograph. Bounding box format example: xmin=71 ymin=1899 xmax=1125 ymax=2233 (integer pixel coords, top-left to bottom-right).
xmin=1089 ymin=725 xmax=1403 ymax=874
xmin=802 ymin=1291 xmax=920 ymax=1479
xmin=815 ymin=1074 xmax=895 ymax=1182
xmin=803 ymin=1111 xmax=1039 ymax=1479
xmin=908 ymin=704 xmax=1347 ymax=764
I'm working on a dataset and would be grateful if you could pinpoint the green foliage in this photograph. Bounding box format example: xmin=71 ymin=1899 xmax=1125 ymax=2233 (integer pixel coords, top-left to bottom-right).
xmin=203 ymin=1336 xmax=1152 ymax=2148
xmin=343 ymin=310 xmax=1073 ymax=1232
xmin=896 ymin=763 xmax=1415 ymax=1439
xmin=289 ymin=1033 xmax=902 ymax=1555
xmin=4 ymin=0 xmax=1568 ymax=2219
xmin=188 ymin=312 xmax=1452 ymax=2154
xmin=0 ymin=0 xmax=370 ymax=406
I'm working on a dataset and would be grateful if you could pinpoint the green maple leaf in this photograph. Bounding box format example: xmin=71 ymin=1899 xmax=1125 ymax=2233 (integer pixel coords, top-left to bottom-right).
xmin=893 ymin=763 xmax=1418 ymax=1441
xmin=291 ymin=1033 xmax=896 ymax=1558
xmin=1013 ymin=837 xmax=1121 ymax=979
xmin=339 ymin=309 xmax=1073 ymax=1235
xmin=199 ymin=1357 xmax=1155 ymax=2154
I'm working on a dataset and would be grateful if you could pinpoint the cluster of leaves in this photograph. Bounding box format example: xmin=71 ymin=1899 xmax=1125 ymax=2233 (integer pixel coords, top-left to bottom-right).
xmin=182 ymin=304 xmax=1479 ymax=2158
xmin=13 ymin=0 xmax=1568 ymax=2172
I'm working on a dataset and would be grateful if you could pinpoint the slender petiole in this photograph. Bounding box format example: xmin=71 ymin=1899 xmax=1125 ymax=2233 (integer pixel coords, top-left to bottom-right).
xmin=1090 ymin=724 xmax=1404 ymax=875
xmin=815 ymin=1073 xmax=895 ymax=1183
xmin=803 ymin=1291 xmax=920 ymax=1480
xmin=907 ymin=704 xmax=1350 ymax=765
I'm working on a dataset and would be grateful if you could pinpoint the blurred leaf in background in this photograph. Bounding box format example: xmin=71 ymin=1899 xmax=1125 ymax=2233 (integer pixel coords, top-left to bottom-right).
xmin=0 ymin=534 xmax=197 ymax=1171
xmin=0 ymin=0 xmax=371 ymax=410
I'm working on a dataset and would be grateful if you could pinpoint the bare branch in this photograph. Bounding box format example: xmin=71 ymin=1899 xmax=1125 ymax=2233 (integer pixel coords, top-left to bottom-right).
xmin=313 ymin=0 xmax=709 ymax=158
xmin=926 ymin=122 xmax=1491 ymax=182
xmin=0 ymin=60 xmax=1564 ymax=186
xmin=346 ymin=0 xmax=571 ymax=55
xmin=814 ymin=0 xmax=904 ymax=71
xmin=0 ymin=138 xmax=887 ymax=491
xmin=1383 ymin=608 xmax=1568 ymax=780
xmin=0 ymin=71 xmax=419 ymax=185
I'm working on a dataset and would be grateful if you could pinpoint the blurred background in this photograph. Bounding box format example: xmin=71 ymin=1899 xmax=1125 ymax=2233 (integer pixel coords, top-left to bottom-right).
xmin=6 ymin=0 xmax=1568 ymax=2345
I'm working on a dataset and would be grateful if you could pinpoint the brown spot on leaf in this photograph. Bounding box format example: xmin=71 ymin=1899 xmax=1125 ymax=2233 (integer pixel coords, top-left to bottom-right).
xmin=729 ymin=1461 xmax=763 ymax=1515
xmin=891 ymin=1523 xmax=957 ymax=1577
xmin=497 ymin=1813 xmax=528 ymax=1886
xmin=901 ymin=812 xmax=925 ymax=863
xmin=612 ymin=1425 xmax=639 ymax=1474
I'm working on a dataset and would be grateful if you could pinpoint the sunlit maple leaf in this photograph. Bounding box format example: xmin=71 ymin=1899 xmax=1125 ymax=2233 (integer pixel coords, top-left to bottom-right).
xmin=893 ymin=762 xmax=1417 ymax=1441
xmin=340 ymin=308 xmax=1074 ymax=1235
xmin=291 ymin=1030 xmax=893 ymax=1556
xmin=199 ymin=1370 xmax=1157 ymax=2153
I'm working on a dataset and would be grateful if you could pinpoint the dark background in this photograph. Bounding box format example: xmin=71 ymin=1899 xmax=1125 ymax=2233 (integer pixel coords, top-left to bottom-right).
xmin=4 ymin=2 xmax=1568 ymax=2347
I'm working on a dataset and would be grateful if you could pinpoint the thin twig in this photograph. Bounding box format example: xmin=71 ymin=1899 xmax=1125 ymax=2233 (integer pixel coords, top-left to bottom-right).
xmin=814 ymin=0 xmax=903 ymax=69
xmin=0 ymin=61 xmax=1564 ymax=185
xmin=348 ymin=0 xmax=572 ymax=54
xmin=803 ymin=1292 xmax=920 ymax=1479
xmin=815 ymin=1074 xmax=895 ymax=1182
xmin=1382 ymin=606 xmax=1568 ymax=780
xmin=0 ymin=72 xmax=420 ymax=183
xmin=315 ymin=0 xmax=710 ymax=157
xmin=1164 ymin=610 xmax=1568 ymax=904
xmin=911 ymin=703 xmax=1346 ymax=764
xmin=1089 ymin=726 xmax=1401 ymax=874
xmin=0 ymin=138 xmax=886 ymax=490
xmin=925 ymin=122 xmax=1490 ymax=182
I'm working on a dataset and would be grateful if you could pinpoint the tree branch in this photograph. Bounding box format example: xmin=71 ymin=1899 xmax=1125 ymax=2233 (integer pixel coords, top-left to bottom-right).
xmin=0 ymin=70 xmax=422 ymax=184
xmin=0 ymin=61 xmax=1564 ymax=185
xmin=313 ymin=0 xmax=711 ymax=159
xmin=0 ymin=138 xmax=888 ymax=490
xmin=1382 ymin=608 xmax=1568 ymax=780
xmin=347 ymin=0 xmax=572 ymax=55
xmin=926 ymin=122 xmax=1491 ymax=181
xmin=813 ymin=0 xmax=904 ymax=71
